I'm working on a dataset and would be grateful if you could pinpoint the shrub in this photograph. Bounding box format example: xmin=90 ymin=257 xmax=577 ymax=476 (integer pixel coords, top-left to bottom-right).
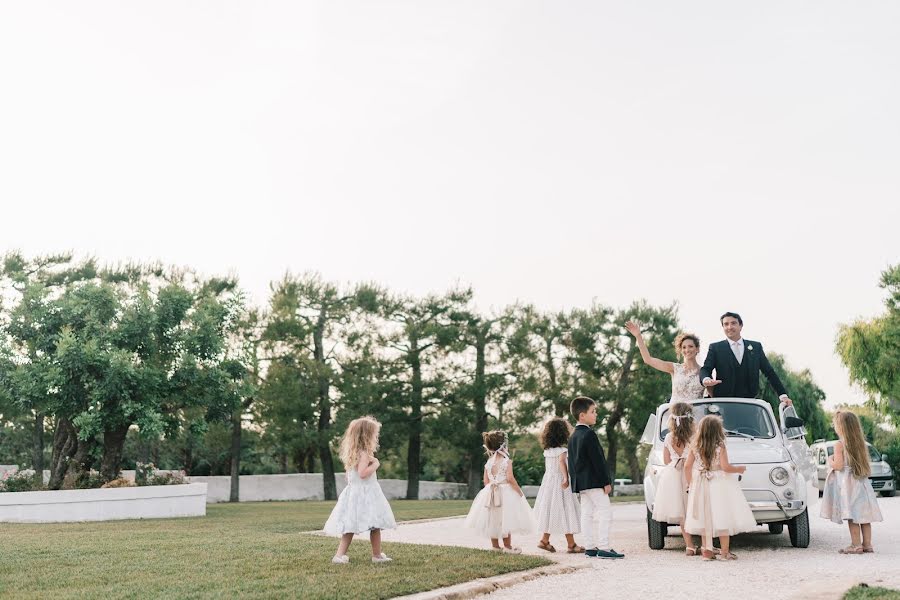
xmin=101 ymin=478 xmax=136 ymax=489
xmin=74 ymin=472 xmax=106 ymax=490
xmin=136 ymin=462 xmax=186 ymax=486
xmin=0 ymin=469 xmax=42 ymax=493
xmin=146 ymin=471 xmax=186 ymax=486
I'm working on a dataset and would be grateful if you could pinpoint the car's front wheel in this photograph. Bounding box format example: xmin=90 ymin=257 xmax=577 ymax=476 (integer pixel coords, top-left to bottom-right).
xmin=788 ymin=509 xmax=810 ymax=548
xmin=647 ymin=508 xmax=666 ymax=550
xmin=768 ymin=522 xmax=784 ymax=534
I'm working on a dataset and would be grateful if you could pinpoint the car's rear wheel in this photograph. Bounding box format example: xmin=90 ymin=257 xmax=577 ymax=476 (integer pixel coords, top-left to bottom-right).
xmin=647 ymin=508 xmax=666 ymax=550
xmin=788 ymin=509 xmax=810 ymax=548
xmin=767 ymin=523 xmax=784 ymax=534
xmin=881 ymin=490 xmax=896 ymax=497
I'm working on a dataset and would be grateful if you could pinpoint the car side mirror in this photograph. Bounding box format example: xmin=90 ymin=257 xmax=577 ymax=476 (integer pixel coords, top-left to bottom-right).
xmin=784 ymin=416 xmax=804 ymax=428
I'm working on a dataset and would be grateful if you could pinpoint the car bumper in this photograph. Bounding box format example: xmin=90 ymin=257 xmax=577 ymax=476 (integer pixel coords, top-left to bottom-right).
xmin=871 ymin=477 xmax=895 ymax=492
xmin=746 ymin=493 xmax=806 ymax=522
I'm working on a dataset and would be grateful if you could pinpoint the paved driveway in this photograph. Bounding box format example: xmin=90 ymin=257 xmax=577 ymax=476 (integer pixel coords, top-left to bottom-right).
xmin=382 ymin=487 xmax=900 ymax=599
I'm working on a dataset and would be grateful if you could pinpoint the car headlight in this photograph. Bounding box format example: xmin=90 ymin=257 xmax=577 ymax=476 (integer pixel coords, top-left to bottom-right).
xmin=769 ymin=466 xmax=790 ymax=486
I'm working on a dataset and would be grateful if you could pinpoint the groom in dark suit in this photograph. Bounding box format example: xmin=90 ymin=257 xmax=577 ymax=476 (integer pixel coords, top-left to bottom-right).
xmin=699 ymin=312 xmax=793 ymax=405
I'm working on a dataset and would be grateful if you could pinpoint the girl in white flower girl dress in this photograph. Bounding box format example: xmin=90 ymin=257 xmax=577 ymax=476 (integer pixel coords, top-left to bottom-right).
xmin=651 ymin=402 xmax=699 ymax=555
xmin=683 ymin=416 xmax=756 ymax=561
xmin=533 ymin=418 xmax=582 ymax=554
xmin=324 ymin=416 xmax=397 ymax=564
xmin=464 ymin=430 xmax=535 ymax=552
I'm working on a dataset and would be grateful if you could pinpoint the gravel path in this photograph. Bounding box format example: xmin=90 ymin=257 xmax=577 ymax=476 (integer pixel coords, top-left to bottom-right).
xmin=381 ymin=487 xmax=900 ymax=599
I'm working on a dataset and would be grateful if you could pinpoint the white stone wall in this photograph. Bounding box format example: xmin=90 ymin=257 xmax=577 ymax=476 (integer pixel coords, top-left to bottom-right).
xmin=521 ymin=483 xmax=644 ymax=498
xmin=0 ymin=483 xmax=208 ymax=523
xmin=188 ymin=474 xmax=469 ymax=503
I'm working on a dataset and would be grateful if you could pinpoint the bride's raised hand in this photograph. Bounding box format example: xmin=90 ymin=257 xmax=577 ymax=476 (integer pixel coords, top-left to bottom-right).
xmin=625 ymin=320 xmax=642 ymax=338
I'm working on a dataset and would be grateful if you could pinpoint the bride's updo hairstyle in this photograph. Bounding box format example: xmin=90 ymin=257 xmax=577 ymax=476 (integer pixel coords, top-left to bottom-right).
xmin=667 ymin=402 xmax=695 ymax=450
xmin=673 ymin=332 xmax=701 ymax=358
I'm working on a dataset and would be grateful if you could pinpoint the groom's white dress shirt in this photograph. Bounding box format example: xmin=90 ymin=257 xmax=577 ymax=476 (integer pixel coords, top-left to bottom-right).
xmin=730 ymin=338 xmax=745 ymax=364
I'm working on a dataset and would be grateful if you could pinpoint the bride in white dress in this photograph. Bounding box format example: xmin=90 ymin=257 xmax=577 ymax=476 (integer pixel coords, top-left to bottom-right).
xmin=625 ymin=321 xmax=705 ymax=402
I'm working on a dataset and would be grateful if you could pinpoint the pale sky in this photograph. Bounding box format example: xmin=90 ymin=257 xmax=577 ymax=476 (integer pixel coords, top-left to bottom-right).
xmin=1 ymin=2 xmax=898 ymax=410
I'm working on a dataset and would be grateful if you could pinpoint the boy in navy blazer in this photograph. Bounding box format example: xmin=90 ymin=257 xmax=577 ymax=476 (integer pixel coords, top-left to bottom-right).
xmin=568 ymin=396 xmax=624 ymax=559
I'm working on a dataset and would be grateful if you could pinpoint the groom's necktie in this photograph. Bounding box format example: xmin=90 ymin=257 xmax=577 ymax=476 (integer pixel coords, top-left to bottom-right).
xmin=731 ymin=340 xmax=743 ymax=364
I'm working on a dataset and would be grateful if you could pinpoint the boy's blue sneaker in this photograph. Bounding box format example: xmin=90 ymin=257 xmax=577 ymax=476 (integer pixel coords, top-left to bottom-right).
xmin=584 ymin=548 xmax=599 ymax=557
xmin=596 ymin=549 xmax=625 ymax=559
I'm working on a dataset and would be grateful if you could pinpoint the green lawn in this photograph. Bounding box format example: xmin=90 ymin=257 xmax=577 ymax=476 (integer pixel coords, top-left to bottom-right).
xmin=0 ymin=500 xmax=549 ymax=600
xmin=845 ymin=586 xmax=900 ymax=600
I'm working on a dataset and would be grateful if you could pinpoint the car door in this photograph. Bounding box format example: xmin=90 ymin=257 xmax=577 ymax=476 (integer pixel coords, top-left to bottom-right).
xmin=779 ymin=403 xmax=815 ymax=479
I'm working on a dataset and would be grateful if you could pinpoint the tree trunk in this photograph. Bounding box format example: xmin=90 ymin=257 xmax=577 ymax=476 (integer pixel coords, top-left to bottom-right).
xmin=545 ymin=339 xmax=564 ymax=417
xmin=406 ymin=338 xmax=423 ymax=499
xmin=48 ymin=418 xmax=77 ymax=490
xmin=314 ymin=308 xmax=337 ymax=500
xmin=32 ymin=411 xmax=45 ymax=487
xmin=229 ymin=407 xmax=242 ymax=502
xmin=467 ymin=328 xmax=489 ymax=499
xmin=604 ymin=339 xmax=638 ymax=489
xmin=64 ymin=432 xmax=96 ymax=488
xmin=100 ymin=424 xmax=130 ymax=482
xmin=183 ymin=435 xmax=194 ymax=476
xmin=624 ymin=436 xmax=642 ymax=483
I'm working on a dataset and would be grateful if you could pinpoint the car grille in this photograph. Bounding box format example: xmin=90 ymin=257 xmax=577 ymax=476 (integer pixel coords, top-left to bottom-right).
xmin=870 ymin=476 xmax=892 ymax=489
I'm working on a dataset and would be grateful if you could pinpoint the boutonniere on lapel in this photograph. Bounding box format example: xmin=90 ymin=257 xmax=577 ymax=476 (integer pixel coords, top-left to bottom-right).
xmin=747 ymin=344 xmax=754 ymax=352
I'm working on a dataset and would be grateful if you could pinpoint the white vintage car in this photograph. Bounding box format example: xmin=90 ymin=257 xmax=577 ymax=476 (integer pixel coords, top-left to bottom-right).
xmin=641 ymin=397 xmax=815 ymax=549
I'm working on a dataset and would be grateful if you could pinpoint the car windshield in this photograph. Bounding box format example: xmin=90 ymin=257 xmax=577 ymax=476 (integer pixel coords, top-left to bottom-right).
xmin=826 ymin=443 xmax=881 ymax=463
xmin=868 ymin=444 xmax=882 ymax=462
xmin=660 ymin=401 xmax=776 ymax=440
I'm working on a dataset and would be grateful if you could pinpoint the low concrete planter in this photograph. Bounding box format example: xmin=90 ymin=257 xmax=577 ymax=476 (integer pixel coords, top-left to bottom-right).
xmin=189 ymin=474 xmax=469 ymax=503
xmin=0 ymin=483 xmax=207 ymax=523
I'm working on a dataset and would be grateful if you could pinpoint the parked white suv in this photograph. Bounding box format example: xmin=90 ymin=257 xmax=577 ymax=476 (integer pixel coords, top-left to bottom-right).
xmin=641 ymin=398 xmax=814 ymax=549
xmin=809 ymin=440 xmax=895 ymax=498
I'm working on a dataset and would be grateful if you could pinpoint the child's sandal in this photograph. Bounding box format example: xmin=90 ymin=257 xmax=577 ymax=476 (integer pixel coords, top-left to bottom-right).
xmin=537 ymin=541 xmax=556 ymax=552
xmin=839 ymin=545 xmax=864 ymax=554
xmin=717 ymin=552 xmax=738 ymax=561
xmin=700 ymin=548 xmax=716 ymax=561
xmin=862 ymin=546 xmax=875 ymax=553
xmin=685 ymin=546 xmax=700 ymax=557
xmin=567 ymin=544 xmax=585 ymax=554
xmin=503 ymin=547 xmax=522 ymax=554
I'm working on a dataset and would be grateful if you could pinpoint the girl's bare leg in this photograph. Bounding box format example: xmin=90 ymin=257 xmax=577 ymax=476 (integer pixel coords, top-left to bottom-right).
xmin=681 ymin=528 xmax=695 ymax=549
xmin=336 ymin=533 xmax=354 ymax=557
xmin=491 ymin=537 xmax=502 ymax=549
xmin=564 ymin=533 xmax=576 ymax=548
xmin=861 ymin=523 xmax=873 ymax=548
xmin=720 ymin=535 xmax=730 ymax=555
xmin=370 ymin=528 xmax=382 ymax=557
xmin=541 ymin=532 xmax=551 ymax=544
xmin=848 ymin=522 xmax=862 ymax=547
xmin=503 ymin=535 xmax=513 ymax=549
